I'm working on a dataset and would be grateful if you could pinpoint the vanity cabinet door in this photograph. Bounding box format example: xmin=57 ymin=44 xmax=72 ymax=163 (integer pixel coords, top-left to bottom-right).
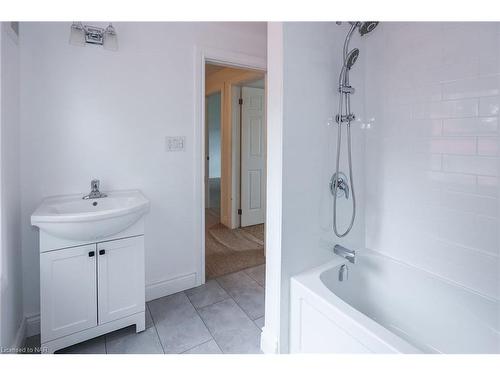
xmin=40 ymin=244 xmax=98 ymax=342
xmin=97 ymin=236 xmax=145 ymax=324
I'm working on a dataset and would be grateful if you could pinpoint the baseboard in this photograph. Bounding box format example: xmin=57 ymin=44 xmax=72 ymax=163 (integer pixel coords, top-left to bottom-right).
xmin=145 ymin=272 xmax=198 ymax=302
xmin=25 ymin=314 xmax=41 ymax=337
xmin=11 ymin=317 xmax=27 ymax=351
xmin=260 ymin=326 xmax=279 ymax=354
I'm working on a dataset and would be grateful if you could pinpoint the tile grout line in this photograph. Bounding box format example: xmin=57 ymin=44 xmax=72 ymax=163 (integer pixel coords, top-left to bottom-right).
xmin=184 ymin=281 xmax=233 ymax=310
xmin=252 ymin=317 xmax=265 ymax=330
xmin=178 ymin=338 xmax=216 ymax=354
xmin=183 ymin=291 xmax=224 ymax=354
xmin=243 ymin=267 xmax=266 ymax=288
xmin=188 ymin=294 xmax=233 ymax=310
xmin=147 ymin=302 xmax=166 ymax=354
xmin=214 ymin=278 xmax=264 ymax=324
xmin=212 ymin=278 xmax=263 ymax=353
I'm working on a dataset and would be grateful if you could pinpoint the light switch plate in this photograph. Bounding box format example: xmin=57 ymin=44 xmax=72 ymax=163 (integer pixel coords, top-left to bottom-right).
xmin=166 ymin=136 xmax=186 ymax=152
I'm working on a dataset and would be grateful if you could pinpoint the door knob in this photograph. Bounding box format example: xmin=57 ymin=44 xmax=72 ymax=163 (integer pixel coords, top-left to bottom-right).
xmin=88 ymin=251 xmax=95 ymax=257
xmin=99 ymin=249 xmax=106 ymax=255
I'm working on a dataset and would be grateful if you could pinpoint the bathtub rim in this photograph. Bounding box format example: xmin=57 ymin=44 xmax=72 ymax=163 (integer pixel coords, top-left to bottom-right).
xmin=291 ymin=255 xmax=422 ymax=354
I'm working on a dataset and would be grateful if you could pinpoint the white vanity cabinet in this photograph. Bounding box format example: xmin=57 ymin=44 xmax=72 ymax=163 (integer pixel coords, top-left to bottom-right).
xmin=39 ymin=224 xmax=146 ymax=353
xmin=40 ymin=244 xmax=98 ymax=342
xmin=96 ymin=236 xmax=145 ymax=325
xmin=32 ymin=190 xmax=149 ymax=353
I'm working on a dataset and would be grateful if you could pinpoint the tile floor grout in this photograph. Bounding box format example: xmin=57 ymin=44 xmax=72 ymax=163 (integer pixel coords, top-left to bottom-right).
xmin=25 ymin=264 xmax=265 ymax=354
xmin=157 ymin=269 xmax=265 ymax=353
xmin=183 ymin=293 xmax=223 ymax=353
xmin=214 ymin=275 xmax=265 ymax=322
xmin=242 ymin=267 xmax=266 ymax=288
xmin=179 ymin=338 xmax=216 ymax=354
xmin=183 ymin=269 xmax=265 ymax=353
xmin=146 ymin=302 xmax=166 ymax=354
xmin=185 ymin=291 xmax=233 ymax=311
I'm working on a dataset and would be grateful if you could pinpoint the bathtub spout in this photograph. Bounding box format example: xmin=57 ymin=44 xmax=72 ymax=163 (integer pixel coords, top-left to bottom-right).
xmin=339 ymin=264 xmax=349 ymax=281
xmin=334 ymin=244 xmax=356 ymax=264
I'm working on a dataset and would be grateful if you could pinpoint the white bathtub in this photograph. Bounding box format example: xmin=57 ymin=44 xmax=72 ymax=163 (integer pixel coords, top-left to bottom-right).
xmin=290 ymin=248 xmax=500 ymax=353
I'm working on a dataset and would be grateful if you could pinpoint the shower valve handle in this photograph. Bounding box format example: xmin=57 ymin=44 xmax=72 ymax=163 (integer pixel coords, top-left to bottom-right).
xmin=337 ymin=178 xmax=350 ymax=199
xmin=330 ymin=173 xmax=350 ymax=200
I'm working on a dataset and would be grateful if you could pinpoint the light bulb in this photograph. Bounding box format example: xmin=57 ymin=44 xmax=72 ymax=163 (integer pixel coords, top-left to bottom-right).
xmin=69 ymin=22 xmax=85 ymax=46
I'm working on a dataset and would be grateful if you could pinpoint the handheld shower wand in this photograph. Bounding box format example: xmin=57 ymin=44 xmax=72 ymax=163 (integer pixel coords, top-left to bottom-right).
xmin=332 ymin=21 xmax=378 ymax=238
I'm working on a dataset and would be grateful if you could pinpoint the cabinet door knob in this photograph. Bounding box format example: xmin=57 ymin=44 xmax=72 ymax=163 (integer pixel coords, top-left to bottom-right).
xmin=88 ymin=251 xmax=95 ymax=257
xmin=99 ymin=249 xmax=106 ymax=255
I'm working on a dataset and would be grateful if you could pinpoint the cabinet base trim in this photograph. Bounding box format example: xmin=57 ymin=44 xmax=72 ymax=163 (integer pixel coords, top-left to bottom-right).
xmin=26 ymin=273 xmax=199 ymax=339
xmin=146 ymin=272 xmax=197 ymax=302
xmin=41 ymin=311 xmax=145 ymax=354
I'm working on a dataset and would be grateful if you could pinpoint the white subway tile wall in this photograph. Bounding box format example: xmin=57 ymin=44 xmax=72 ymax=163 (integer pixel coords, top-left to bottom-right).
xmin=364 ymin=22 xmax=499 ymax=300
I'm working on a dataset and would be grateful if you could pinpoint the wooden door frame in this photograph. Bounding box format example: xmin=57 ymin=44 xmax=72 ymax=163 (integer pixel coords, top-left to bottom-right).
xmin=195 ymin=47 xmax=266 ymax=284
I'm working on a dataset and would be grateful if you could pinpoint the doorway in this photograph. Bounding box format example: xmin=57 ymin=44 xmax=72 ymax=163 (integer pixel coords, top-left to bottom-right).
xmin=205 ymin=91 xmax=222 ymax=226
xmin=204 ymin=63 xmax=266 ymax=280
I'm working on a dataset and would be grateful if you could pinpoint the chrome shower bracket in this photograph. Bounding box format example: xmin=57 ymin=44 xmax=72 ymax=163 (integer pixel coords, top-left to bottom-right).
xmin=330 ymin=172 xmax=350 ymax=199
xmin=335 ymin=113 xmax=356 ymax=124
xmin=339 ymin=85 xmax=355 ymax=94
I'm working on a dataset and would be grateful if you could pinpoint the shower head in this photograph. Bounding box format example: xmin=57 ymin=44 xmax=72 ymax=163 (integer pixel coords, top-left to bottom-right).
xmin=345 ymin=48 xmax=359 ymax=69
xmin=358 ymin=22 xmax=379 ymax=36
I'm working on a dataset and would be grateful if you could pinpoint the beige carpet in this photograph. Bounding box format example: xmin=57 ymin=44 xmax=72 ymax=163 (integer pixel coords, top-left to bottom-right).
xmin=205 ymin=209 xmax=265 ymax=279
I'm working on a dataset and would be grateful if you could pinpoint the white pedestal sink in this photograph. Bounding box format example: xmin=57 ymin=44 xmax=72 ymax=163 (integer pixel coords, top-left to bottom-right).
xmin=31 ymin=190 xmax=150 ymax=242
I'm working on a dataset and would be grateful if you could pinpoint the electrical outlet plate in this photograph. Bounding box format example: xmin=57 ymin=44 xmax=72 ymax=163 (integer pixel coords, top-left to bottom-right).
xmin=166 ymin=136 xmax=186 ymax=152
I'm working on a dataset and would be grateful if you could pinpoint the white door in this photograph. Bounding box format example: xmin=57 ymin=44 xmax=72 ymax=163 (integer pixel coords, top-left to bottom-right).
xmin=241 ymin=86 xmax=266 ymax=227
xmin=40 ymin=244 xmax=97 ymax=342
xmin=97 ymin=236 xmax=145 ymax=324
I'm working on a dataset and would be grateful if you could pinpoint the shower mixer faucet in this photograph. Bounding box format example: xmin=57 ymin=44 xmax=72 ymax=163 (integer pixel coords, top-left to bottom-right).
xmin=330 ymin=172 xmax=350 ymax=199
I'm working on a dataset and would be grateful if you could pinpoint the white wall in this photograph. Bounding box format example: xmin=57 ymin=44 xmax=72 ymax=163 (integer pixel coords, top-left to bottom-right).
xmin=0 ymin=22 xmax=23 ymax=349
xmin=19 ymin=22 xmax=266 ymax=319
xmin=265 ymin=22 xmax=366 ymax=353
xmin=364 ymin=22 xmax=500 ymax=300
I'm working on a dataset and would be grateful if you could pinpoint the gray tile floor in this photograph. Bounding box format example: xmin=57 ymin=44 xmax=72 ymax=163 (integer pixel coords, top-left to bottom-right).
xmin=23 ymin=264 xmax=265 ymax=354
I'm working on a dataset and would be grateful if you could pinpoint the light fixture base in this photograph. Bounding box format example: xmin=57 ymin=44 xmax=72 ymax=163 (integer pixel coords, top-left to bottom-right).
xmin=84 ymin=25 xmax=105 ymax=45
xmin=69 ymin=22 xmax=118 ymax=50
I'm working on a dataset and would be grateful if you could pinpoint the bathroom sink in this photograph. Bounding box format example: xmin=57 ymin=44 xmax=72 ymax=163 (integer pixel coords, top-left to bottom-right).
xmin=31 ymin=190 xmax=150 ymax=241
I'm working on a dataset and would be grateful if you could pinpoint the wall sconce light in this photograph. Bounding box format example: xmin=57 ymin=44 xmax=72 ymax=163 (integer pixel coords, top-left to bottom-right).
xmin=69 ymin=22 xmax=118 ymax=51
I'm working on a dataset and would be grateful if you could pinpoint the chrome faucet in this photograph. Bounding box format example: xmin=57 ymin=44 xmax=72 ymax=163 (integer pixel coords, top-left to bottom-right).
xmin=82 ymin=179 xmax=107 ymax=199
xmin=333 ymin=244 xmax=356 ymax=264
xmin=339 ymin=264 xmax=349 ymax=281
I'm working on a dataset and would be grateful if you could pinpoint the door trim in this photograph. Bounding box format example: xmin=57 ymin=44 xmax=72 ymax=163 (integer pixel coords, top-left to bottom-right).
xmin=195 ymin=46 xmax=266 ymax=284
